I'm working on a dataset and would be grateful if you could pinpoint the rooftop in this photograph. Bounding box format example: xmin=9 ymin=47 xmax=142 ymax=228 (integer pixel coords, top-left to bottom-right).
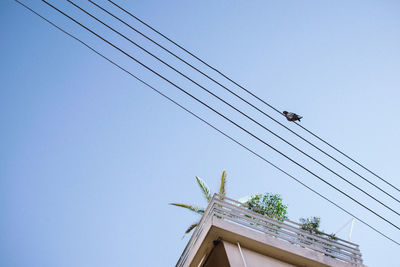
xmin=176 ymin=194 xmax=363 ymax=267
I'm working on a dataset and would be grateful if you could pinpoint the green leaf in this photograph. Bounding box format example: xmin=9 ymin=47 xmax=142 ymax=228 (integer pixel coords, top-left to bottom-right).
xmin=196 ymin=176 xmax=212 ymax=202
xmin=246 ymin=193 xmax=288 ymax=221
xmin=169 ymin=203 xmax=205 ymax=214
xmin=300 ymin=216 xmax=321 ymax=234
xmin=185 ymin=222 xmax=199 ymax=234
xmin=218 ymin=170 xmax=227 ymax=199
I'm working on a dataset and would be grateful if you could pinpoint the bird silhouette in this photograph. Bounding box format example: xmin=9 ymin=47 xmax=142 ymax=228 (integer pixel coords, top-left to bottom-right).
xmin=283 ymin=111 xmax=302 ymax=122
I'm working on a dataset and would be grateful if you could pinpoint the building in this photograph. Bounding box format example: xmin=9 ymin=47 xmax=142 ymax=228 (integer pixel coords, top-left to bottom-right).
xmin=176 ymin=194 xmax=363 ymax=267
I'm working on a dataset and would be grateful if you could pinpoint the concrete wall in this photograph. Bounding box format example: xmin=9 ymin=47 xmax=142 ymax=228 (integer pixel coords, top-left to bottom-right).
xmin=203 ymin=242 xmax=230 ymax=267
xmin=223 ymin=241 xmax=296 ymax=267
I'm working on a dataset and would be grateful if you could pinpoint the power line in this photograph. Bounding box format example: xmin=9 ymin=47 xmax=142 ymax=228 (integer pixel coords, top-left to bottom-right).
xmin=14 ymin=0 xmax=400 ymax=246
xmin=42 ymin=0 xmax=400 ymax=231
xmin=88 ymin=0 xmax=400 ymax=205
xmin=106 ymin=0 xmax=400 ymax=194
xmin=67 ymin=0 xmax=400 ymax=216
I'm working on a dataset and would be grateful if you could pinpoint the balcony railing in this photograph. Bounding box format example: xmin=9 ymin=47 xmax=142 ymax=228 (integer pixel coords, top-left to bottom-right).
xmin=176 ymin=194 xmax=363 ymax=267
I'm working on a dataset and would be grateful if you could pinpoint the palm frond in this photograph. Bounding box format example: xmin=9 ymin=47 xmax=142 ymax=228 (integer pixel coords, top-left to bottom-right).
xmin=218 ymin=170 xmax=227 ymax=199
xmin=185 ymin=222 xmax=199 ymax=234
xmin=169 ymin=203 xmax=204 ymax=214
xmin=196 ymin=176 xmax=212 ymax=202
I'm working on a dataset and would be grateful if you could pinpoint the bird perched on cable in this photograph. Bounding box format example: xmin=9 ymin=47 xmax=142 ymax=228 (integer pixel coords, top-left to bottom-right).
xmin=283 ymin=111 xmax=302 ymax=122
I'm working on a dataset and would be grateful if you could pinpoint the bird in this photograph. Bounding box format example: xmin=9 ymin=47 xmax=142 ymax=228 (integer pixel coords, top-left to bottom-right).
xmin=283 ymin=111 xmax=302 ymax=122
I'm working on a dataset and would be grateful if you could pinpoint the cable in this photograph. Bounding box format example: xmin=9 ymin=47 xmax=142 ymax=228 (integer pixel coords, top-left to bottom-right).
xmin=106 ymin=0 xmax=400 ymax=194
xmin=67 ymin=0 xmax=400 ymax=216
xmin=14 ymin=0 xmax=400 ymax=246
xmin=88 ymin=0 xmax=400 ymax=205
xmin=91 ymin=0 xmax=400 ymax=206
xmin=42 ymin=0 xmax=400 ymax=231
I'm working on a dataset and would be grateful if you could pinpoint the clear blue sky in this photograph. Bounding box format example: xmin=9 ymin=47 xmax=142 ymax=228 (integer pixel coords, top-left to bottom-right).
xmin=1 ymin=0 xmax=400 ymax=266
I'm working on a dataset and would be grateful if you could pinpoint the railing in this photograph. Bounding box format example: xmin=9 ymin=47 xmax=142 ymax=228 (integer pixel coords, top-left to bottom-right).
xmin=176 ymin=194 xmax=363 ymax=267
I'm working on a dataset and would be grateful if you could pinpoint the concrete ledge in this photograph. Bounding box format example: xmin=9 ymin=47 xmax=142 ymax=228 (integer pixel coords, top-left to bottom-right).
xmin=186 ymin=216 xmax=359 ymax=267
